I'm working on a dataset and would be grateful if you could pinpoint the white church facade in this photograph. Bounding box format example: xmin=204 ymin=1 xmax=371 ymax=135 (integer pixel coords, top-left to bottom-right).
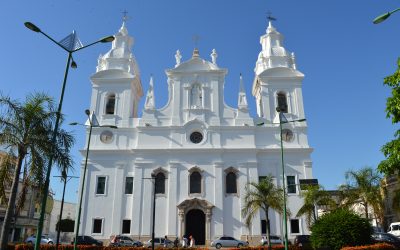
xmin=78 ymin=20 xmax=314 ymax=245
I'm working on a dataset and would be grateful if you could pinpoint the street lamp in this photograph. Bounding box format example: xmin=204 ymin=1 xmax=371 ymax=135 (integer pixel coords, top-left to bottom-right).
xmin=143 ymin=174 xmax=165 ymax=250
xmin=71 ymin=109 xmax=117 ymax=250
xmin=24 ymin=21 xmax=114 ymax=250
xmin=54 ymin=170 xmax=78 ymax=249
xmin=373 ymin=8 xmax=400 ymax=24
xmin=276 ymin=107 xmax=306 ymax=250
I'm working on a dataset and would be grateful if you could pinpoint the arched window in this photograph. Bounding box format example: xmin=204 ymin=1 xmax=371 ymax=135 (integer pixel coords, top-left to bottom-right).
xmin=155 ymin=172 xmax=165 ymax=194
xmin=277 ymin=92 xmax=288 ymax=113
xmin=190 ymin=171 xmax=201 ymax=194
xmin=105 ymin=93 xmax=116 ymax=114
xmin=226 ymin=172 xmax=237 ymax=194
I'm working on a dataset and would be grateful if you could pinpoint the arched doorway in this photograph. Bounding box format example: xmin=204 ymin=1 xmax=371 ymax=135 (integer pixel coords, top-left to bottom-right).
xmin=185 ymin=209 xmax=205 ymax=245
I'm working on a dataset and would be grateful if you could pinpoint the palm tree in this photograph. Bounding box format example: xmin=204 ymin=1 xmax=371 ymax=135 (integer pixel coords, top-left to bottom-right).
xmin=0 ymin=93 xmax=74 ymax=248
xmin=296 ymin=184 xmax=335 ymax=229
xmin=241 ymin=175 xmax=285 ymax=250
xmin=340 ymin=167 xmax=384 ymax=225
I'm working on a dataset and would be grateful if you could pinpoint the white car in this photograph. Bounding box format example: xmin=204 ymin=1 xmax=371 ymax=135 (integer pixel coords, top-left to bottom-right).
xmin=211 ymin=236 xmax=249 ymax=249
xmin=388 ymin=222 xmax=400 ymax=237
xmin=25 ymin=235 xmax=54 ymax=244
xmin=260 ymin=235 xmax=283 ymax=245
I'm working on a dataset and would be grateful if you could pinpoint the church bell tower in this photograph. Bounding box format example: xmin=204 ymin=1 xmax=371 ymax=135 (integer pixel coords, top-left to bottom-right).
xmin=89 ymin=20 xmax=143 ymax=127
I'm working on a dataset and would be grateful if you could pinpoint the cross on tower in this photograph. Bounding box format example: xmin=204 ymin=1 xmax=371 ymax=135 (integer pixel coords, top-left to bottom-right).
xmin=122 ymin=10 xmax=130 ymax=22
xmin=267 ymin=11 xmax=277 ymax=22
xmin=192 ymin=35 xmax=200 ymax=48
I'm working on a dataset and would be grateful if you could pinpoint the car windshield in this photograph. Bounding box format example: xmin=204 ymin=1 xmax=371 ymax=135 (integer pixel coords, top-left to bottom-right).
xmin=393 ymin=225 xmax=400 ymax=230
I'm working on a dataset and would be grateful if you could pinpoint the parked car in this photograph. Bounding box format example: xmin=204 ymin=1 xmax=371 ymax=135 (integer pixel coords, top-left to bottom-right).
xmin=109 ymin=235 xmax=143 ymax=247
xmin=25 ymin=235 xmax=54 ymax=244
xmin=372 ymin=232 xmax=400 ymax=248
xmin=144 ymin=238 xmax=173 ymax=248
xmin=388 ymin=222 xmax=400 ymax=237
xmin=294 ymin=235 xmax=312 ymax=250
xmin=260 ymin=235 xmax=283 ymax=246
xmin=210 ymin=236 xmax=249 ymax=249
xmin=71 ymin=235 xmax=103 ymax=246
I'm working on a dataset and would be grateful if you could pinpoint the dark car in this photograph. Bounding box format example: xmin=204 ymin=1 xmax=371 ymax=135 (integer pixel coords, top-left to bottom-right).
xmin=294 ymin=235 xmax=312 ymax=250
xmin=372 ymin=232 xmax=400 ymax=248
xmin=72 ymin=235 xmax=103 ymax=246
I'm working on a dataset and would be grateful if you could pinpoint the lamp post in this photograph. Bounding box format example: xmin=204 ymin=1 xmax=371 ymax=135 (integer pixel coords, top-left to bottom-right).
xmin=71 ymin=109 xmax=117 ymax=250
xmin=143 ymin=174 xmax=159 ymax=250
xmin=24 ymin=22 xmax=114 ymax=250
xmin=276 ymin=107 xmax=306 ymax=250
xmin=53 ymin=170 xmax=78 ymax=249
xmin=373 ymin=8 xmax=400 ymax=24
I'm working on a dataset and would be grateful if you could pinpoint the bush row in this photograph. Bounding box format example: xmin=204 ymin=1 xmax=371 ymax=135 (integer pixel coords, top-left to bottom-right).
xmin=341 ymin=243 xmax=396 ymax=250
xmin=11 ymin=243 xmax=396 ymax=250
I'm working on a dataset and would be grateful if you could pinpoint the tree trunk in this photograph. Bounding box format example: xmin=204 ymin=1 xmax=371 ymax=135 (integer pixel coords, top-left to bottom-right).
xmin=365 ymin=203 xmax=369 ymax=220
xmin=265 ymin=208 xmax=272 ymax=250
xmin=0 ymin=151 xmax=25 ymax=250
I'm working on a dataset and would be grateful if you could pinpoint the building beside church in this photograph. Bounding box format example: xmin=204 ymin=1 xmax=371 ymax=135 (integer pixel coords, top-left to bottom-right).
xmin=78 ymin=19 xmax=313 ymax=245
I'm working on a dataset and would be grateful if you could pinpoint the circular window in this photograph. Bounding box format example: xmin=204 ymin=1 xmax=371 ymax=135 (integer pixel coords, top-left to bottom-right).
xmin=190 ymin=131 xmax=203 ymax=144
xmin=282 ymin=129 xmax=294 ymax=142
xmin=100 ymin=130 xmax=113 ymax=144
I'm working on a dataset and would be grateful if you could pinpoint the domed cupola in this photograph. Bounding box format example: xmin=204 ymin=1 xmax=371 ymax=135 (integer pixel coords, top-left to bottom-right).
xmin=96 ymin=21 xmax=140 ymax=77
xmin=254 ymin=21 xmax=297 ymax=75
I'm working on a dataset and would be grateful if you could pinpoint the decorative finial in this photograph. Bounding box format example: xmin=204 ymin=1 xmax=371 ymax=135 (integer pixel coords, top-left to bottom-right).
xmin=145 ymin=74 xmax=155 ymax=110
xmin=192 ymin=48 xmax=200 ymax=58
xmin=211 ymin=49 xmax=218 ymax=64
xmin=239 ymin=73 xmax=245 ymax=92
xmin=291 ymin=52 xmax=297 ymax=70
xmin=175 ymin=50 xmax=182 ymax=67
xmin=238 ymin=73 xmax=248 ymax=110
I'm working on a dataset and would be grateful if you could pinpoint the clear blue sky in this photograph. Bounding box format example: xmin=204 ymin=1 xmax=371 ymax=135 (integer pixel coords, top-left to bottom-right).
xmin=0 ymin=1 xmax=398 ymax=203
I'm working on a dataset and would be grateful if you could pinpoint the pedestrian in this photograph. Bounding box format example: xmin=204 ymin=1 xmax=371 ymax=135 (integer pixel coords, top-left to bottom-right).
xmin=164 ymin=235 xmax=169 ymax=247
xmin=189 ymin=235 xmax=195 ymax=248
xmin=174 ymin=237 xmax=179 ymax=248
xmin=182 ymin=235 xmax=188 ymax=248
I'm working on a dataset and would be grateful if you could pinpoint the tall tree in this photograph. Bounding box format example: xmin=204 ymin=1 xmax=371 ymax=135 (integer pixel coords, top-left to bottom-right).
xmin=379 ymin=58 xmax=400 ymax=175
xmin=340 ymin=167 xmax=384 ymax=226
xmin=296 ymin=184 xmax=335 ymax=229
xmin=241 ymin=175 xmax=285 ymax=250
xmin=0 ymin=93 xmax=74 ymax=248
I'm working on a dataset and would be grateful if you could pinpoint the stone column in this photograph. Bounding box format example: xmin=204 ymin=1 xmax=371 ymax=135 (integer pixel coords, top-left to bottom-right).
xmin=205 ymin=208 xmax=212 ymax=246
xmin=178 ymin=209 xmax=185 ymax=238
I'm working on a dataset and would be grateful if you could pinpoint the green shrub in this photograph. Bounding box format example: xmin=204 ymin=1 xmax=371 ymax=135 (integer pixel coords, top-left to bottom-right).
xmin=311 ymin=208 xmax=373 ymax=250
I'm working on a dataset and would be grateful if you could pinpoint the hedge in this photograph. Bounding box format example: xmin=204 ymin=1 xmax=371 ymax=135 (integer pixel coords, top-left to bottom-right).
xmin=14 ymin=245 xmax=210 ymax=250
xmin=341 ymin=243 xmax=396 ymax=250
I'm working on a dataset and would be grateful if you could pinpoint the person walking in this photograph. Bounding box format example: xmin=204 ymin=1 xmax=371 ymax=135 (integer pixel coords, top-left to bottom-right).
xmin=189 ymin=235 xmax=195 ymax=248
xmin=164 ymin=235 xmax=169 ymax=247
xmin=182 ymin=235 xmax=188 ymax=248
xmin=174 ymin=237 xmax=179 ymax=248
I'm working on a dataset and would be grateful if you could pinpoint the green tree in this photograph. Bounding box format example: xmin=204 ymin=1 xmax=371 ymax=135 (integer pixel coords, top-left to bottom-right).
xmin=0 ymin=93 xmax=74 ymax=249
xmin=56 ymin=218 xmax=75 ymax=232
xmin=296 ymin=184 xmax=335 ymax=229
xmin=339 ymin=167 xmax=384 ymax=226
xmin=379 ymin=58 xmax=400 ymax=175
xmin=241 ymin=175 xmax=285 ymax=250
xmin=310 ymin=208 xmax=372 ymax=250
